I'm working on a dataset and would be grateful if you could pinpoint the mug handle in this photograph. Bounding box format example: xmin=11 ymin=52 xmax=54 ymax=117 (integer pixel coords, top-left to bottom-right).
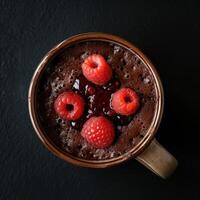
xmin=136 ymin=139 xmax=178 ymax=179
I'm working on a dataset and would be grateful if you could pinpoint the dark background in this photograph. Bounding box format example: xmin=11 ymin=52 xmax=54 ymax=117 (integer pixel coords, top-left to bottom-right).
xmin=1 ymin=0 xmax=200 ymax=199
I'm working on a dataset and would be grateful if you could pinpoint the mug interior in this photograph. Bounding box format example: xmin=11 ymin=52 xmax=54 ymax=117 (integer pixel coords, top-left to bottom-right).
xmin=28 ymin=32 xmax=164 ymax=168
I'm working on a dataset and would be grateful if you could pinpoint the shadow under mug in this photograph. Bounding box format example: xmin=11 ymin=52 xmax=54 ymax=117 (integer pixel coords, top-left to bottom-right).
xmin=28 ymin=32 xmax=178 ymax=179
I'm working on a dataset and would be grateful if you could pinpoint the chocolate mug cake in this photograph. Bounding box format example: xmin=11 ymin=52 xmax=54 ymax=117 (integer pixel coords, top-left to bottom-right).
xmin=36 ymin=40 xmax=157 ymax=160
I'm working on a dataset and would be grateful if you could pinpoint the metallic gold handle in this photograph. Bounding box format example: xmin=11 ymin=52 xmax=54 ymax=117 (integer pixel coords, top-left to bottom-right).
xmin=136 ymin=139 xmax=178 ymax=179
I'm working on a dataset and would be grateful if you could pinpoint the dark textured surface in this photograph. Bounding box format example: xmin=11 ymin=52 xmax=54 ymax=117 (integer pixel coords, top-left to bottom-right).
xmin=0 ymin=0 xmax=200 ymax=199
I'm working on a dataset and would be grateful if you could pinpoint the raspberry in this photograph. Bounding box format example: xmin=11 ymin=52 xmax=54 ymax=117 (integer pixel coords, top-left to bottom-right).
xmin=81 ymin=116 xmax=115 ymax=148
xmin=54 ymin=91 xmax=85 ymax=121
xmin=111 ymin=88 xmax=139 ymax=116
xmin=81 ymin=54 xmax=112 ymax=85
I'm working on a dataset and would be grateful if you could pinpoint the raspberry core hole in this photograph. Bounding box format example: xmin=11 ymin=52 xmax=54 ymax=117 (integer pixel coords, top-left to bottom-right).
xmin=124 ymin=96 xmax=132 ymax=103
xmin=90 ymin=61 xmax=98 ymax=68
xmin=66 ymin=104 xmax=74 ymax=112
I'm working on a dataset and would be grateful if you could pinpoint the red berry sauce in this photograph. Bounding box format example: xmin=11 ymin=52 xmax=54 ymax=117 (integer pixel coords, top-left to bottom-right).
xmin=71 ymin=75 xmax=134 ymax=133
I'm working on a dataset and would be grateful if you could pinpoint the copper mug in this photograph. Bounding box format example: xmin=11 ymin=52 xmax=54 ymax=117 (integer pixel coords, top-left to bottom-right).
xmin=28 ymin=32 xmax=178 ymax=178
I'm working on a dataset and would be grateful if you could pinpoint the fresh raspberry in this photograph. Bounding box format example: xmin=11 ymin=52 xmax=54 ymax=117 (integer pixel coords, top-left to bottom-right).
xmin=54 ymin=91 xmax=85 ymax=121
xmin=81 ymin=54 xmax=112 ymax=85
xmin=81 ymin=116 xmax=115 ymax=148
xmin=111 ymin=88 xmax=139 ymax=116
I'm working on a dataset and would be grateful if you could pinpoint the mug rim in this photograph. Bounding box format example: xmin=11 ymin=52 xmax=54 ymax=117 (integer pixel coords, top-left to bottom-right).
xmin=28 ymin=32 xmax=164 ymax=168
